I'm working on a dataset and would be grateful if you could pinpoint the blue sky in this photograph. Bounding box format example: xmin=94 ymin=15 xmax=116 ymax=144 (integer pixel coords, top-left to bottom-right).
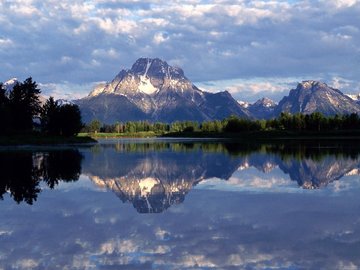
xmin=0 ymin=0 xmax=360 ymax=102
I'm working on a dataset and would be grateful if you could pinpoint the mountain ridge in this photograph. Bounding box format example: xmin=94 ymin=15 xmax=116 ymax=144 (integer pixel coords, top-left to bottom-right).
xmin=274 ymin=80 xmax=360 ymax=117
xmin=4 ymin=59 xmax=360 ymax=123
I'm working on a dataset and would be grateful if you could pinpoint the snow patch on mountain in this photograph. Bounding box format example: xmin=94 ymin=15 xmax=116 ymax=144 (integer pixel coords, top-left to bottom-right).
xmin=3 ymin=78 xmax=19 ymax=94
xmin=56 ymin=99 xmax=74 ymax=106
xmin=346 ymin=93 xmax=360 ymax=101
xmin=238 ymin=100 xmax=250 ymax=108
xmin=139 ymin=76 xmax=158 ymax=94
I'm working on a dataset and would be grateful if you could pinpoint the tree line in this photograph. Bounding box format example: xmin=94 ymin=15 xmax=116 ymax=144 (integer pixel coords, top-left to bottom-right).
xmin=83 ymin=112 xmax=360 ymax=134
xmin=0 ymin=77 xmax=83 ymax=136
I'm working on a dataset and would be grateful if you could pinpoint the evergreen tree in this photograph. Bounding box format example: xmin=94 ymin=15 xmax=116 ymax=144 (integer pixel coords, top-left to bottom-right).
xmin=58 ymin=104 xmax=83 ymax=136
xmin=8 ymin=77 xmax=41 ymax=132
xmin=0 ymin=83 xmax=10 ymax=134
xmin=40 ymin=98 xmax=83 ymax=136
xmin=41 ymin=97 xmax=60 ymax=135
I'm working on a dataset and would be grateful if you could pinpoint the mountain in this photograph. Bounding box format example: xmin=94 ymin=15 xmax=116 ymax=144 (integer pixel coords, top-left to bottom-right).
xmin=347 ymin=93 xmax=360 ymax=105
xmin=238 ymin=100 xmax=250 ymax=109
xmin=274 ymin=80 xmax=360 ymax=116
xmin=76 ymin=58 xmax=250 ymax=123
xmin=55 ymin=99 xmax=74 ymax=106
xmin=3 ymin=78 xmax=18 ymax=95
xmin=248 ymin=97 xmax=277 ymax=119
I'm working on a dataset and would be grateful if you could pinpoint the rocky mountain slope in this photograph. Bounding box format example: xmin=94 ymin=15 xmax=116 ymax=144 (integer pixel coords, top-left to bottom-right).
xmin=76 ymin=58 xmax=250 ymax=123
xmin=248 ymin=97 xmax=277 ymax=119
xmin=274 ymin=80 xmax=360 ymax=116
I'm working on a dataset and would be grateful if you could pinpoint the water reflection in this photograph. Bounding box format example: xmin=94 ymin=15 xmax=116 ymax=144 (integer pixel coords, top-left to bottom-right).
xmin=0 ymin=150 xmax=83 ymax=204
xmin=81 ymin=140 xmax=360 ymax=212
xmin=1 ymin=141 xmax=360 ymax=209
xmin=84 ymin=142 xmax=241 ymax=213
xmin=2 ymin=140 xmax=360 ymax=269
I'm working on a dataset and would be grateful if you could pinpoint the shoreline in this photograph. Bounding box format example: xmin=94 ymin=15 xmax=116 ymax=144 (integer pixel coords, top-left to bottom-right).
xmin=0 ymin=134 xmax=97 ymax=146
xmin=161 ymin=130 xmax=360 ymax=140
xmin=2 ymin=129 xmax=360 ymax=146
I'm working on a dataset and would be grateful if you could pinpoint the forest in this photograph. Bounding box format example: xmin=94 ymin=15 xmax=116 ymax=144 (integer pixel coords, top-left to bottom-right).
xmin=82 ymin=112 xmax=360 ymax=136
xmin=0 ymin=78 xmax=83 ymax=137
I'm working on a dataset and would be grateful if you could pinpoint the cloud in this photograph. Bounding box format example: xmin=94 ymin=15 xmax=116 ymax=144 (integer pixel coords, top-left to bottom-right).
xmin=39 ymin=82 xmax=99 ymax=100
xmin=0 ymin=37 xmax=13 ymax=47
xmin=0 ymin=0 xmax=359 ymax=100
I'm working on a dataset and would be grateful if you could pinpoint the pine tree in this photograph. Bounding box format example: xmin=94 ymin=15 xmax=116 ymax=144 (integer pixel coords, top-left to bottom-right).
xmin=0 ymin=83 xmax=10 ymax=134
xmin=8 ymin=77 xmax=41 ymax=132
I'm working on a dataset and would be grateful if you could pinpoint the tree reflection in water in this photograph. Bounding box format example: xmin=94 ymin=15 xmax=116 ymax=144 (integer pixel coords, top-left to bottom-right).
xmin=0 ymin=150 xmax=83 ymax=204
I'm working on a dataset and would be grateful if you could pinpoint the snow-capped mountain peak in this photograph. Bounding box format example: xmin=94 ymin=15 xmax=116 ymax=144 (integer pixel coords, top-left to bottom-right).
xmin=299 ymin=80 xmax=328 ymax=90
xmin=77 ymin=58 xmax=250 ymax=123
xmin=3 ymin=78 xmax=19 ymax=94
xmin=248 ymin=97 xmax=277 ymax=119
xmin=346 ymin=93 xmax=360 ymax=102
xmin=56 ymin=99 xmax=74 ymax=106
xmin=274 ymin=80 xmax=360 ymax=116
xmin=253 ymin=97 xmax=277 ymax=108
xmin=88 ymin=57 xmax=192 ymax=98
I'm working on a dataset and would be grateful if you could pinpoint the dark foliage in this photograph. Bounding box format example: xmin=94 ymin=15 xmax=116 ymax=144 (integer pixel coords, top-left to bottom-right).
xmin=8 ymin=77 xmax=41 ymax=132
xmin=0 ymin=150 xmax=83 ymax=204
xmin=41 ymin=97 xmax=83 ymax=136
xmin=81 ymin=112 xmax=360 ymax=135
xmin=0 ymin=78 xmax=83 ymax=137
xmin=0 ymin=83 xmax=10 ymax=133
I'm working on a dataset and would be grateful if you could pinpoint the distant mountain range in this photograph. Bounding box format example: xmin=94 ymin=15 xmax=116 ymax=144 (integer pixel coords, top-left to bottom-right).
xmin=75 ymin=58 xmax=360 ymax=122
xmin=4 ymin=58 xmax=360 ymax=123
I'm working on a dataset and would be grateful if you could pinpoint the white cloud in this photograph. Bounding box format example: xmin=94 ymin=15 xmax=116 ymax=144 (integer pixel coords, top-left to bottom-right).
xmin=39 ymin=82 xmax=98 ymax=100
xmin=0 ymin=38 xmax=13 ymax=47
xmin=153 ymin=32 xmax=169 ymax=44
xmin=13 ymin=259 xmax=39 ymax=269
xmin=322 ymin=0 xmax=359 ymax=8
xmin=0 ymin=0 xmax=359 ymax=100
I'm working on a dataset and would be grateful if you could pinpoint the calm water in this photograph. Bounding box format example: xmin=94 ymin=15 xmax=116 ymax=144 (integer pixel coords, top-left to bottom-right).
xmin=1 ymin=139 xmax=360 ymax=269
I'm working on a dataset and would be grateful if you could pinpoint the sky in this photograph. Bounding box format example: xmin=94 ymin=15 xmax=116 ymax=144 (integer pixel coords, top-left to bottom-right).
xmin=0 ymin=0 xmax=360 ymax=102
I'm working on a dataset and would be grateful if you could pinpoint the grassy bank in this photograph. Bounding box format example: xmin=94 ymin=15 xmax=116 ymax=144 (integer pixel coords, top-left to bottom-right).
xmin=162 ymin=129 xmax=360 ymax=140
xmin=79 ymin=131 xmax=158 ymax=138
xmin=0 ymin=134 xmax=97 ymax=146
xmin=78 ymin=129 xmax=360 ymax=141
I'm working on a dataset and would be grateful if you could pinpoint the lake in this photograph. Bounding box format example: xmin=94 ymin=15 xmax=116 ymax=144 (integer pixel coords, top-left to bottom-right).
xmin=1 ymin=139 xmax=360 ymax=269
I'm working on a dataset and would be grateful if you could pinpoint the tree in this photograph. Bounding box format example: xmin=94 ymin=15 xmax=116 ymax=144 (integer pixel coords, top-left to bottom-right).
xmin=41 ymin=97 xmax=60 ymax=135
xmin=57 ymin=104 xmax=83 ymax=136
xmin=40 ymin=98 xmax=83 ymax=136
xmin=0 ymin=83 xmax=10 ymax=134
xmin=88 ymin=119 xmax=101 ymax=133
xmin=8 ymin=77 xmax=41 ymax=132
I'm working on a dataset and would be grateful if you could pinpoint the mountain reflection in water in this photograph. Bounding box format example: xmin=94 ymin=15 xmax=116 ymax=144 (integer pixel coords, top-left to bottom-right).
xmin=1 ymin=141 xmax=360 ymax=211
xmin=2 ymin=140 xmax=360 ymax=269
xmin=81 ymin=141 xmax=360 ymax=213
